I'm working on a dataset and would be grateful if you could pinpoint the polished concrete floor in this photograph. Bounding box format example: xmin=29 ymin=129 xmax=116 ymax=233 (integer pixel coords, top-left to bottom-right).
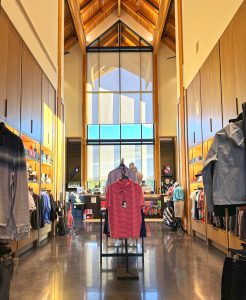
xmin=10 ymin=223 xmax=225 ymax=300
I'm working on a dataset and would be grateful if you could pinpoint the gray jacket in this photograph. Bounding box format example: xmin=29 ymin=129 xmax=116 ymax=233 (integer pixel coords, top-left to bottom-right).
xmin=202 ymin=121 xmax=246 ymax=212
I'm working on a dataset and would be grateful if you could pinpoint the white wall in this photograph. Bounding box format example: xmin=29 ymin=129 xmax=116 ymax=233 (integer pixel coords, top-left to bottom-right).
xmin=182 ymin=0 xmax=243 ymax=89
xmin=1 ymin=0 xmax=58 ymax=88
xmin=64 ymin=44 xmax=83 ymax=137
xmin=158 ymin=43 xmax=177 ymax=137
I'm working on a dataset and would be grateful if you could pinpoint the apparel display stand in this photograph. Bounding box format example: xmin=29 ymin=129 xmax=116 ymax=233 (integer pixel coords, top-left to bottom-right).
xmin=100 ymin=210 xmax=144 ymax=280
xmin=99 ymin=161 xmax=145 ymax=280
xmin=224 ymin=102 xmax=246 ymax=253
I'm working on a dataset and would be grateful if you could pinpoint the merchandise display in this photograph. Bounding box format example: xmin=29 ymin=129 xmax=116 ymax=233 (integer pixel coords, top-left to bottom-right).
xmin=0 ymin=122 xmax=30 ymax=240
xmin=203 ymin=120 xmax=246 ymax=212
xmin=105 ymin=178 xmax=144 ymax=238
xmin=190 ymin=188 xmax=205 ymax=223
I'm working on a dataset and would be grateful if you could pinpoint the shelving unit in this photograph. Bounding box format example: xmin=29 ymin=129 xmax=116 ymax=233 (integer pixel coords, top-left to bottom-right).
xmin=2 ymin=118 xmax=56 ymax=255
xmin=188 ymin=136 xmax=245 ymax=252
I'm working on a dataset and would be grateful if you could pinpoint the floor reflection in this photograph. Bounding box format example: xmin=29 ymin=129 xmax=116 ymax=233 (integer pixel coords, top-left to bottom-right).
xmin=10 ymin=223 xmax=224 ymax=300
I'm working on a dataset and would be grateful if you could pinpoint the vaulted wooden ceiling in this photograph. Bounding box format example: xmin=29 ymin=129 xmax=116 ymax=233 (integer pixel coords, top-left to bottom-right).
xmin=162 ymin=0 xmax=175 ymax=52
xmin=64 ymin=0 xmax=176 ymax=53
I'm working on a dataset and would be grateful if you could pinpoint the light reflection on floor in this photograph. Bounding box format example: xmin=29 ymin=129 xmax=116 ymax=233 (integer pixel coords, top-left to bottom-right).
xmin=10 ymin=222 xmax=224 ymax=300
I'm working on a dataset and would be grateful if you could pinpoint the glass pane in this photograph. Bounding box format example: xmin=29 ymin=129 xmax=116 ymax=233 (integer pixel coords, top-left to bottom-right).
xmin=99 ymin=93 xmax=120 ymax=124
xmin=142 ymin=145 xmax=154 ymax=180
xmin=121 ymin=145 xmax=141 ymax=172
xmin=120 ymin=52 xmax=140 ymax=91
xmin=87 ymin=53 xmax=99 ymax=92
xmin=141 ymin=93 xmax=153 ymax=123
xmin=121 ymin=93 xmax=140 ymax=123
xmin=87 ymin=145 xmax=99 ymax=181
xmin=88 ymin=125 xmax=99 ymax=139
xmin=142 ymin=124 xmax=154 ymax=139
xmin=100 ymin=52 xmax=119 ymax=91
xmin=87 ymin=93 xmax=99 ymax=124
xmin=121 ymin=124 xmax=141 ymax=139
xmin=100 ymin=125 xmax=120 ymax=140
xmin=141 ymin=52 xmax=153 ymax=91
xmin=100 ymin=145 xmax=120 ymax=180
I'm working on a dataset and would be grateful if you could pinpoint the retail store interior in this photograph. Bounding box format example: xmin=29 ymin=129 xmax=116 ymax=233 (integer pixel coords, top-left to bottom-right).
xmin=1 ymin=0 xmax=246 ymax=299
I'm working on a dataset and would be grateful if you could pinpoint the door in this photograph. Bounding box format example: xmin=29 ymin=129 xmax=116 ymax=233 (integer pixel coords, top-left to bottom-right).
xmin=192 ymin=72 xmax=202 ymax=145
xmin=48 ymin=83 xmax=56 ymax=150
xmin=6 ymin=25 xmax=22 ymax=129
xmin=186 ymin=82 xmax=194 ymax=148
xmin=0 ymin=10 xmax=9 ymax=119
xmin=42 ymin=73 xmax=50 ymax=147
xmin=220 ymin=21 xmax=238 ymax=126
xmin=209 ymin=43 xmax=222 ymax=135
xmin=234 ymin=0 xmax=246 ymax=111
xmin=31 ymin=61 xmax=42 ymax=141
xmin=200 ymin=57 xmax=211 ymax=140
xmin=21 ymin=45 xmax=33 ymax=136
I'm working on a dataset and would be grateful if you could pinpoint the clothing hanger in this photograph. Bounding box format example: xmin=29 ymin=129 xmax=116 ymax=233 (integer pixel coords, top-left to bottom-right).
xmin=229 ymin=112 xmax=243 ymax=123
xmin=120 ymin=165 xmax=129 ymax=180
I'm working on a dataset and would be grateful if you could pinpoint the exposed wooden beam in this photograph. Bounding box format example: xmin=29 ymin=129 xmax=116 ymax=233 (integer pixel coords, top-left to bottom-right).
xmin=142 ymin=0 xmax=159 ymax=14
xmin=118 ymin=0 xmax=121 ymax=17
xmin=121 ymin=29 xmax=140 ymax=46
xmin=64 ymin=36 xmax=78 ymax=52
xmin=153 ymin=0 xmax=171 ymax=54
xmin=80 ymin=0 xmax=94 ymax=12
xmin=121 ymin=1 xmax=156 ymax=33
xmin=67 ymin=0 xmax=86 ymax=54
xmin=103 ymin=33 xmax=118 ymax=46
xmin=121 ymin=33 xmax=137 ymax=47
xmin=83 ymin=0 xmax=117 ymax=34
xmin=162 ymin=36 xmax=175 ymax=52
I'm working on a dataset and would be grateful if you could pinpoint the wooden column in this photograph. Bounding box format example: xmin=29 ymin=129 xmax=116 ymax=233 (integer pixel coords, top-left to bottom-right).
xmin=177 ymin=0 xmax=189 ymax=231
xmin=56 ymin=0 xmax=65 ymax=203
xmin=153 ymin=54 xmax=160 ymax=193
xmin=82 ymin=54 xmax=87 ymax=188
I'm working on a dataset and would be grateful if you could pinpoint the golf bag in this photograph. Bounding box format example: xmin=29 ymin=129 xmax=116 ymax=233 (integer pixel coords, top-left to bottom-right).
xmin=163 ymin=201 xmax=177 ymax=230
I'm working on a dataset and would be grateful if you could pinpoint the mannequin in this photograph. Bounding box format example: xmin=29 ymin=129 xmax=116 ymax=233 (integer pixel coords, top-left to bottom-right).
xmin=129 ymin=162 xmax=143 ymax=185
xmin=173 ymin=182 xmax=185 ymax=232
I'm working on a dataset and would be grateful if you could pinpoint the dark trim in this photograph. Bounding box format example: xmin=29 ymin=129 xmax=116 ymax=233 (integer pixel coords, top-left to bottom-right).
xmin=87 ymin=46 xmax=153 ymax=53
xmin=87 ymin=20 xmax=153 ymax=52
xmin=86 ymin=139 xmax=155 ymax=145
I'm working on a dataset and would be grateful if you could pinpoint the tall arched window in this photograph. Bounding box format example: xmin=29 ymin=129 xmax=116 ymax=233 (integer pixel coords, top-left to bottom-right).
xmin=86 ymin=22 xmax=154 ymax=191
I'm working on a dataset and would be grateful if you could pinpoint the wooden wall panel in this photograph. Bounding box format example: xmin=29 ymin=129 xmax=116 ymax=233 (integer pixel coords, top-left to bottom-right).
xmin=209 ymin=43 xmax=222 ymax=135
xmin=200 ymin=58 xmax=210 ymax=140
xmin=6 ymin=25 xmax=22 ymax=129
xmin=21 ymin=45 xmax=33 ymax=136
xmin=0 ymin=10 xmax=8 ymax=120
xmin=192 ymin=72 xmax=202 ymax=145
xmin=220 ymin=20 xmax=237 ymax=126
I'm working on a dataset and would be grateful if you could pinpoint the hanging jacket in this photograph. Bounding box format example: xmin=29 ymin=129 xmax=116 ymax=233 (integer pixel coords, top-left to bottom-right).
xmin=203 ymin=121 xmax=246 ymax=212
xmin=41 ymin=192 xmax=51 ymax=224
xmin=0 ymin=123 xmax=29 ymax=240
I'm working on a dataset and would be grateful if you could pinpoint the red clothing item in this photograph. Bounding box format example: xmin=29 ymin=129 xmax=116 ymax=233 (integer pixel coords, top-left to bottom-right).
xmin=106 ymin=179 xmax=144 ymax=238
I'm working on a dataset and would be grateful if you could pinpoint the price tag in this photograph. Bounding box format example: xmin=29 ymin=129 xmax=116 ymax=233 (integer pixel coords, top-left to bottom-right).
xmin=122 ymin=198 xmax=126 ymax=208
xmin=91 ymin=197 xmax=97 ymax=204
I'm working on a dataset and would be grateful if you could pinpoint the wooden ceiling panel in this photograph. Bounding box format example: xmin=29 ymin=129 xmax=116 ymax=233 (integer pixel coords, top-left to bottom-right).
xmin=64 ymin=0 xmax=78 ymax=52
xmin=161 ymin=0 xmax=176 ymax=52
xmin=121 ymin=0 xmax=156 ymax=34
xmin=80 ymin=0 xmax=101 ymax=24
xmin=83 ymin=0 xmax=118 ymax=35
xmin=64 ymin=0 xmax=175 ymax=53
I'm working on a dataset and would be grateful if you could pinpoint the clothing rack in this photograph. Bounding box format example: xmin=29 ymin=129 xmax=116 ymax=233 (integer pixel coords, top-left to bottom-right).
xmin=99 ymin=209 xmax=144 ymax=280
xmin=224 ymin=102 xmax=246 ymax=253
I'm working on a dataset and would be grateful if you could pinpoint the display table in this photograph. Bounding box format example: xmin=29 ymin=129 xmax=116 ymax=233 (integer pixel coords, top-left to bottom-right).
xmin=143 ymin=194 xmax=165 ymax=219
